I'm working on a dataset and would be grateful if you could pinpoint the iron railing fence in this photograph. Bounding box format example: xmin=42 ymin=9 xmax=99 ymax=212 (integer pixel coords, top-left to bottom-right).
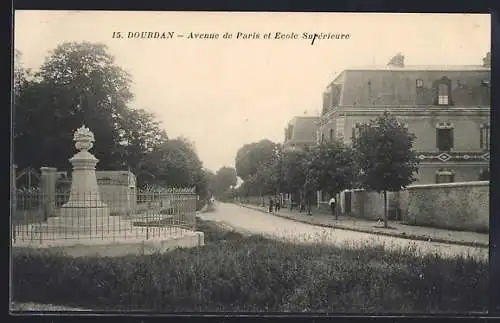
xmin=11 ymin=188 xmax=197 ymax=243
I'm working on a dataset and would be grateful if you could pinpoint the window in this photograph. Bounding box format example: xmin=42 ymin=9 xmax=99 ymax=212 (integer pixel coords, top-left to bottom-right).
xmin=434 ymin=77 xmax=452 ymax=106
xmin=329 ymin=129 xmax=334 ymax=141
xmin=435 ymin=169 xmax=455 ymax=184
xmin=416 ymin=79 xmax=423 ymax=88
xmin=480 ymin=123 xmax=490 ymax=150
xmin=321 ymin=133 xmax=325 ymax=143
xmin=436 ymin=122 xmax=454 ymax=151
xmin=438 ymin=83 xmax=449 ymax=105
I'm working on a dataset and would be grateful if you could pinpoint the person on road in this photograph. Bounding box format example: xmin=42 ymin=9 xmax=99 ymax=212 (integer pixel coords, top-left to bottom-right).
xmin=274 ymin=197 xmax=280 ymax=213
xmin=268 ymin=197 xmax=274 ymax=213
xmin=329 ymin=196 xmax=336 ymax=217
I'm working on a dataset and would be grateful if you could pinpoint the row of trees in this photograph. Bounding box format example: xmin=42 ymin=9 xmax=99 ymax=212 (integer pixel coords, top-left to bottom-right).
xmin=234 ymin=112 xmax=420 ymax=227
xmin=13 ymin=42 xmax=214 ymax=207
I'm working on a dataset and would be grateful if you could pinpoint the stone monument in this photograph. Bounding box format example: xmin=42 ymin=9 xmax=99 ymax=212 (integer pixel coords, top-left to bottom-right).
xmin=45 ymin=125 xmax=119 ymax=235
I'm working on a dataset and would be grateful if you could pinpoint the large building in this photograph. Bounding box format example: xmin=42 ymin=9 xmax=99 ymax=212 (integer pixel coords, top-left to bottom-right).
xmin=317 ymin=55 xmax=490 ymax=184
xmin=283 ymin=116 xmax=320 ymax=151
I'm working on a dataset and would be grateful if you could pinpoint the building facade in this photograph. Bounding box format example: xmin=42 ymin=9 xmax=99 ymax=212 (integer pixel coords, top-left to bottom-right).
xmin=283 ymin=116 xmax=320 ymax=151
xmin=317 ymin=61 xmax=490 ymax=184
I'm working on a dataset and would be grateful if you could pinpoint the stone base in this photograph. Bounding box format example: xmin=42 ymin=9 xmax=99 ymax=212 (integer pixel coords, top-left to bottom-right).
xmin=12 ymin=228 xmax=205 ymax=257
xmin=60 ymin=205 xmax=110 ymax=218
xmin=42 ymin=205 xmax=131 ymax=235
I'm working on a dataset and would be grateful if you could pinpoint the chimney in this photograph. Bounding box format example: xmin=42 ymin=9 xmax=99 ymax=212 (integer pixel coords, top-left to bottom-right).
xmin=387 ymin=53 xmax=405 ymax=68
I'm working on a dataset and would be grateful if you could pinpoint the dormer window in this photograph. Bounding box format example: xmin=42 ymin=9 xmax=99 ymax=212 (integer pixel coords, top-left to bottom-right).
xmin=416 ymin=79 xmax=423 ymax=88
xmin=438 ymin=83 xmax=450 ymax=105
xmin=434 ymin=77 xmax=453 ymax=106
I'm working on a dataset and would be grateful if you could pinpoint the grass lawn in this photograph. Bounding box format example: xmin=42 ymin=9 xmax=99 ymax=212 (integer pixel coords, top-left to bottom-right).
xmin=11 ymin=217 xmax=488 ymax=313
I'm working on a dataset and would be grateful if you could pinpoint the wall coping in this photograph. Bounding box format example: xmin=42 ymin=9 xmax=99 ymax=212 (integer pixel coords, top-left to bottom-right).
xmin=343 ymin=180 xmax=489 ymax=193
xmin=407 ymin=180 xmax=489 ymax=189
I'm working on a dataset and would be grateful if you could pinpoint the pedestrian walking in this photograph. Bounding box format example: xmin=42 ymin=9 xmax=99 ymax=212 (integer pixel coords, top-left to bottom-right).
xmin=268 ymin=197 xmax=274 ymax=213
xmin=274 ymin=197 xmax=280 ymax=213
xmin=329 ymin=196 xmax=336 ymax=217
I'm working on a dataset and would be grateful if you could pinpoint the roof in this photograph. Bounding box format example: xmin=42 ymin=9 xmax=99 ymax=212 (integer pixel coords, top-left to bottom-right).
xmin=345 ymin=65 xmax=490 ymax=72
xmin=325 ymin=67 xmax=490 ymax=107
xmin=285 ymin=116 xmax=319 ymax=144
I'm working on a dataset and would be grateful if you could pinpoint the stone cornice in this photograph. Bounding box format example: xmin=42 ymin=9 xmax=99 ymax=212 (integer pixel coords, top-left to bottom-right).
xmin=317 ymin=105 xmax=490 ymax=125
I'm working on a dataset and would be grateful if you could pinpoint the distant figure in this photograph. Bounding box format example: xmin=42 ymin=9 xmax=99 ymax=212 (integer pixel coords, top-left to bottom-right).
xmin=268 ymin=197 xmax=274 ymax=213
xmin=329 ymin=196 xmax=336 ymax=217
xmin=210 ymin=196 xmax=215 ymax=205
xmin=274 ymin=197 xmax=280 ymax=213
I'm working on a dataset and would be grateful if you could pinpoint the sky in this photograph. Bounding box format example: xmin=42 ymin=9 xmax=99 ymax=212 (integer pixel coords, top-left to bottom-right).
xmin=14 ymin=11 xmax=490 ymax=173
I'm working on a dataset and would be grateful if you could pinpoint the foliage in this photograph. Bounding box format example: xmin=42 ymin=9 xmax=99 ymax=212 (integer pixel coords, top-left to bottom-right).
xmin=212 ymin=166 xmax=238 ymax=198
xmin=235 ymin=139 xmax=276 ymax=181
xmin=281 ymin=148 xmax=309 ymax=198
xmin=354 ymin=111 xmax=419 ymax=193
xmin=308 ymin=141 xmax=356 ymax=197
xmin=14 ymin=42 xmax=135 ymax=170
xmin=353 ymin=111 xmax=419 ymax=227
xmin=12 ymin=233 xmax=487 ymax=313
xmin=116 ymin=108 xmax=168 ymax=171
xmin=13 ymin=49 xmax=25 ymax=99
xmin=140 ymin=138 xmax=203 ymax=188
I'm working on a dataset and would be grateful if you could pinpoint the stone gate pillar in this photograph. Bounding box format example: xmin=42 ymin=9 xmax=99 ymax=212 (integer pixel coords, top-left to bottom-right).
xmin=40 ymin=167 xmax=57 ymax=218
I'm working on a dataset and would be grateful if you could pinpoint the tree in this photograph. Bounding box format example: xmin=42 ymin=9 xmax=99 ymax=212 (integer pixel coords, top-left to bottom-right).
xmin=281 ymin=148 xmax=310 ymax=205
xmin=14 ymin=41 xmax=134 ymax=170
xmin=353 ymin=111 xmax=419 ymax=228
xmin=482 ymin=51 xmax=491 ymax=68
xmin=235 ymin=139 xmax=276 ymax=181
xmin=308 ymin=141 xmax=356 ymax=219
xmin=141 ymin=137 xmax=203 ymax=188
xmin=117 ymin=108 xmax=168 ymax=171
xmin=212 ymin=166 xmax=237 ymax=198
xmin=14 ymin=49 xmax=25 ymax=99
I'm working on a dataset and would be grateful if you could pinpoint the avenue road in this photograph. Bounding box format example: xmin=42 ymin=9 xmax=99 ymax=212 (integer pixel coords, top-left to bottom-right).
xmin=198 ymin=202 xmax=488 ymax=261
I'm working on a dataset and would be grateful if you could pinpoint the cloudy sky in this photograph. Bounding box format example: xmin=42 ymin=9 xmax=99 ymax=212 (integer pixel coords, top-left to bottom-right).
xmin=14 ymin=11 xmax=490 ymax=173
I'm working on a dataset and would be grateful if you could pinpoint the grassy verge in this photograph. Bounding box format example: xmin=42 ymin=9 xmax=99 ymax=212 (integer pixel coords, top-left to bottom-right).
xmin=11 ymin=218 xmax=487 ymax=313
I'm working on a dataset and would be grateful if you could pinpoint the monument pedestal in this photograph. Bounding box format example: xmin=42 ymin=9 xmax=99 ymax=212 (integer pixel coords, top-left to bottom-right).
xmin=41 ymin=204 xmax=131 ymax=236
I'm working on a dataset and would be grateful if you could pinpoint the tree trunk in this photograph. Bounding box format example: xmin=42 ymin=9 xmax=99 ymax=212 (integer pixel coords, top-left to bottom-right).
xmin=383 ymin=190 xmax=388 ymax=228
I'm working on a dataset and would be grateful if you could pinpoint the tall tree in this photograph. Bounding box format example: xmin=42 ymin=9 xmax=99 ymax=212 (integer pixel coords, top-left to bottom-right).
xmin=14 ymin=41 xmax=134 ymax=170
xmin=141 ymin=137 xmax=203 ymax=188
xmin=212 ymin=166 xmax=238 ymax=198
xmin=235 ymin=139 xmax=276 ymax=181
xmin=281 ymin=148 xmax=310 ymax=204
xmin=13 ymin=49 xmax=25 ymax=99
xmin=309 ymin=141 xmax=356 ymax=219
xmin=354 ymin=111 xmax=419 ymax=228
xmin=117 ymin=108 xmax=168 ymax=171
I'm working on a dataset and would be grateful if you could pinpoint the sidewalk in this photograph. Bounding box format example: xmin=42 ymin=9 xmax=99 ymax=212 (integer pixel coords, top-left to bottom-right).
xmin=237 ymin=203 xmax=489 ymax=248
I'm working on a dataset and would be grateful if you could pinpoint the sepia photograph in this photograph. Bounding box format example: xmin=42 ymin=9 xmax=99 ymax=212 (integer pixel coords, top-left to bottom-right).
xmin=11 ymin=11 xmax=490 ymax=314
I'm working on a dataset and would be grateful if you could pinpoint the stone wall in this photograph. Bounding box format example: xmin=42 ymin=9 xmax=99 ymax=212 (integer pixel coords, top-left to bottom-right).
xmin=404 ymin=181 xmax=489 ymax=233
xmin=344 ymin=181 xmax=489 ymax=232
xmin=344 ymin=189 xmax=400 ymax=221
